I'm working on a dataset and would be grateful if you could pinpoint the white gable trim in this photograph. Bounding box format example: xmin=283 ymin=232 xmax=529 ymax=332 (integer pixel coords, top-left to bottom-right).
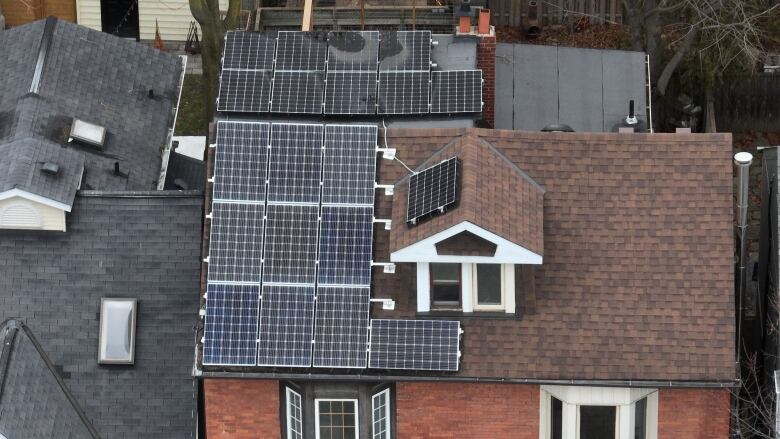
xmin=0 ymin=189 xmax=72 ymax=212
xmin=390 ymin=221 xmax=542 ymax=264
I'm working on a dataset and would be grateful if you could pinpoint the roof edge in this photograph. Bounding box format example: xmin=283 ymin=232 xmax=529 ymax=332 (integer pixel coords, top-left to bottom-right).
xmin=0 ymin=189 xmax=72 ymax=212
xmin=77 ymin=190 xmax=203 ymax=198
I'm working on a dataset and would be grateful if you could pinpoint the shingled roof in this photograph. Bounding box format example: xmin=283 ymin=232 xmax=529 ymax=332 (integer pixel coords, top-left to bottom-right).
xmin=372 ymin=128 xmax=735 ymax=383
xmin=0 ymin=18 xmax=184 ymax=207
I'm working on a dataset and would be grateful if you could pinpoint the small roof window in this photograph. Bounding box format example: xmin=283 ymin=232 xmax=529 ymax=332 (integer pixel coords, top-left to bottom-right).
xmin=70 ymin=118 xmax=106 ymax=149
xmin=98 ymin=298 xmax=137 ymax=365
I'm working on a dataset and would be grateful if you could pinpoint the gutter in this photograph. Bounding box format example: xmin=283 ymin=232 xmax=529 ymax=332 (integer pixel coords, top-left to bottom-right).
xmin=157 ymin=55 xmax=188 ymax=190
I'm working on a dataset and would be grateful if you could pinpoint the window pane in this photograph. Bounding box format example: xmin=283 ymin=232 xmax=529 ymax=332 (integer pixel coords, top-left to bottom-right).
xmin=286 ymin=388 xmax=303 ymax=439
xmin=372 ymin=390 xmax=390 ymax=439
xmin=476 ymin=264 xmax=502 ymax=305
xmin=432 ymin=284 xmax=460 ymax=303
xmin=431 ymin=263 xmax=460 ymax=282
xmin=431 ymin=263 xmax=460 ymax=305
xmin=635 ymin=397 xmax=647 ymax=439
xmin=551 ymin=397 xmax=562 ymax=439
xmin=580 ymin=406 xmax=616 ymax=439
xmin=318 ymin=400 xmax=357 ymax=439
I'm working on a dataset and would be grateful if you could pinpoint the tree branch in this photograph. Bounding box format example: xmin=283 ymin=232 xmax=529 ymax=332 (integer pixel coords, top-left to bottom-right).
xmin=656 ymin=26 xmax=699 ymax=96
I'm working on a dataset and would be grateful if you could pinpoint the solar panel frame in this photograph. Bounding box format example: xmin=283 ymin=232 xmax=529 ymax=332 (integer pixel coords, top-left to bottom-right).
xmin=262 ymin=204 xmax=320 ymax=285
xmin=430 ymin=70 xmax=484 ymax=113
xmin=323 ymin=71 xmax=377 ymax=115
xmin=207 ymin=202 xmax=265 ymax=284
xmin=321 ymin=124 xmax=377 ymax=205
xmin=407 ymin=156 xmax=458 ymax=223
xmin=318 ymin=206 xmax=374 ymax=287
xmin=217 ymin=69 xmax=273 ymax=113
xmin=378 ymin=30 xmax=432 ymax=72
xmin=222 ymin=31 xmax=277 ymax=71
xmin=257 ymin=284 xmax=316 ymax=367
xmin=368 ymin=319 xmax=461 ymax=371
xmin=377 ymin=71 xmax=430 ymax=114
xmin=312 ymin=286 xmax=370 ymax=368
xmin=202 ymin=284 xmax=260 ymax=366
xmin=327 ymin=31 xmax=380 ymax=72
xmin=213 ymin=121 xmax=270 ymax=202
xmin=267 ymin=123 xmax=324 ymax=204
xmin=274 ymin=31 xmax=329 ymax=72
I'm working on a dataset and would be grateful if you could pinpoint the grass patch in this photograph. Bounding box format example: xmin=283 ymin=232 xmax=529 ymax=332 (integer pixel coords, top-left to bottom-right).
xmin=174 ymin=74 xmax=207 ymax=136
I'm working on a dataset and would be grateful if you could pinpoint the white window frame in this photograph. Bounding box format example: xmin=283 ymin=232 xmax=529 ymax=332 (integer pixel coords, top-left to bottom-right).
xmin=371 ymin=388 xmax=391 ymax=439
xmin=472 ymin=263 xmax=515 ymax=312
xmin=315 ymin=398 xmax=360 ymax=439
xmin=538 ymin=385 xmax=658 ymax=439
xmin=417 ymin=262 xmax=515 ymax=313
xmin=285 ymin=387 xmax=303 ymax=439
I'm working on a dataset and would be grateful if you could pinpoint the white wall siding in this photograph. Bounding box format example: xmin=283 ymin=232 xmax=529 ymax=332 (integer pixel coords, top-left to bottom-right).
xmin=138 ymin=0 xmax=229 ymax=41
xmin=0 ymin=197 xmax=66 ymax=231
xmin=76 ymin=0 xmax=102 ymax=31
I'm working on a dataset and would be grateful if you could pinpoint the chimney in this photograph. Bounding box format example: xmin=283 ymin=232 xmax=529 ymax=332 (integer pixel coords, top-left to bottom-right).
xmin=734 ymin=151 xmax=753 ymax=366
xmin=478 ymin=9 xmax=491 ymax=35
xmin=524 ymin=1 xmax=541 ymax=37
xmin=476 ymin=30 xmax=496 ymax=127
xmin=456 ymin=1 xmax=473 ymax=34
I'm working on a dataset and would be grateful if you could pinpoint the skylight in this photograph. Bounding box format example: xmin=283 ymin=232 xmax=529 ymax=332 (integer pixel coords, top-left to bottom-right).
xmin=98 ymin=298 xmax=137 ymax=365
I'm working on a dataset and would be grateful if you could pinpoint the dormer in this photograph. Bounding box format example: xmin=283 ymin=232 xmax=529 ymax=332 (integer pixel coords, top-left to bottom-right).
xmin=389 ymin=133 xmax=544 ymax=314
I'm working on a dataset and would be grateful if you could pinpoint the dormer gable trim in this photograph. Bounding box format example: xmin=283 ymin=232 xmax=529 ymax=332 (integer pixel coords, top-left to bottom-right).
xmin=0 ymin=188 xmax=72 ymax=212
xmin=390 ymin=221 xmax=543 ymax=264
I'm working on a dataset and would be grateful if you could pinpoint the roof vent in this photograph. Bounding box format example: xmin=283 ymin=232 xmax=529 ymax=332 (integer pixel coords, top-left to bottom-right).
xmin=69 ymin=118 xmax=106 ymax=149
xmin=625 ymin=100 xmax=638 ymax=125
xmin=541 ymin=123 xmax=574 ymax=132
xmin=41 ymin=162 xmax=60 ymax=175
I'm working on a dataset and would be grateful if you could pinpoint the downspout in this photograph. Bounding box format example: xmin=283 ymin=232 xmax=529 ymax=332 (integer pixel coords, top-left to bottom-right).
xmin=735 ymin=151 xmax=753 ymax=366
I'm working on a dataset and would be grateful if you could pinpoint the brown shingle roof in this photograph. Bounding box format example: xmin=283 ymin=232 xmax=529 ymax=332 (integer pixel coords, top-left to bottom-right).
xmin=372 ymin=128 xmax=735 ymax=382
xmin=389 ymin=133 xmax=545 ymax=257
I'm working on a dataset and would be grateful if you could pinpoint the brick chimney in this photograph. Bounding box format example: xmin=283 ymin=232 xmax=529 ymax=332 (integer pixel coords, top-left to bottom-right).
xmin=476 ymin=32 xmax=496 ymax=128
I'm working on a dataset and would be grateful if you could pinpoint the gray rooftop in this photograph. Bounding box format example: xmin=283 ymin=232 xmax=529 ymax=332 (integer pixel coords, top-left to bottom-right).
xmin=495 ymin=43 xmax=647 ymax=132
xmin=0 ymin=192 xmax=203 ymax=438
xmin=0 ymin=18 xmax=184 ymax=206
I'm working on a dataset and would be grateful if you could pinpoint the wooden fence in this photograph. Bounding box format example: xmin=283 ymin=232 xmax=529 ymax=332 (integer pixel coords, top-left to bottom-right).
xmin=715 ymin=74 xmax=780 ymax=133
xmin=488 ymin=0 xmax=623 ymax=26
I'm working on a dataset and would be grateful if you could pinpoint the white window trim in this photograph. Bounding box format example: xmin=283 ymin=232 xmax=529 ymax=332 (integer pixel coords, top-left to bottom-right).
xmin=286 ymin=387 xmax=303 ymax=439
xmin=315 ymin=398 xmax=360 ymax=439
xmin=471 ymin=263 xmax=515 ymax=313
xmin=371 ymin=388 xmax=391 ymax=439
xmin=539 ymin=386 xmax=658 ymax=439
xmin=417 ymin=262 xmax=515 ymax=313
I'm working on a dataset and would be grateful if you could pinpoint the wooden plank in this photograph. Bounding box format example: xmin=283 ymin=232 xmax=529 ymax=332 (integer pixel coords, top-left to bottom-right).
xmin=302 ymin=0 xmax=313 ymax=30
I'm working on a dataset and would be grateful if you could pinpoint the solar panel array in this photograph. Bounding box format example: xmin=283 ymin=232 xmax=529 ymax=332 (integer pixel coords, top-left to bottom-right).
xmin=368 ymin=320 xmax=461 ymax=371
xmin=217 ymin=30 xmax=483 ymax=115
xmin=407 ymin=157 xmax=459 ymax=224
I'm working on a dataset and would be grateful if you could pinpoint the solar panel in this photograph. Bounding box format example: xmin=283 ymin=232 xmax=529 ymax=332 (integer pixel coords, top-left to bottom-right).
xmin=275 ymin=31 xmax=328 ymax=72
xmin=207 ymin=202 xmax=264 ymax=283
xmin=257 ymin=285 xmax=315 ymax=367
xmin=407 ymin=157 xmax=458 ymax=223
xmin=377 ymin=72 xmax=430 ymax=114
xmin=318 ymin=206 xmax=374 ymax=286
xmin=222 ymin=31 xmax=276 ymax=70
xmin=270 ymin=71 xmax=325 ymax=114
xmin=202 ymin=284 xmax=260 ymax=366
xmin=327 ymin=31 xmax=380 ymax=71
xmin=312 ymin=286 xmax=370 ymax=368
xmin=430 ymin=70 xmax=483 ymax=113
xmin=368 ymin=319 xmax=460 ymax=371
xmin=322 ymin=124 xmax=377 ymax=205
xmin=267 ymin=123 xmax=323 ymax=203
xmin=324 ymin=72 xmax=377 ymax=115
xmin=214 ymin=121 xmax=270 ymax=202
xmin=262 ymin=204 xmax=319 ymax=285
xmin=217 ymin=69 xmax=273 ymax=113
xmin=379 ymin=30 xmax=431 ymax=71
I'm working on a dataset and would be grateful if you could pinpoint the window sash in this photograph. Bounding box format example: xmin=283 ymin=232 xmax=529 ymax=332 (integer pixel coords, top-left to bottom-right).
xmin=430 ymin=263 xmax=461 ymax=307
xmin=286 ymin=388 xmax=303 ymax=439
xmin=372 ymin=389 xmax=391 ymax=439
xmin=471 ymin=264 xmax=506 ymax=311
xmin=315 ymin=398 xmax=360 ymax=439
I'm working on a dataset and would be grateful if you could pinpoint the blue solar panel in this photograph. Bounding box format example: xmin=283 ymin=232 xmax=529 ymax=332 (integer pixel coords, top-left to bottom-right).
xmin=257 ymin=284 xmax=316 ymax=367
xmin=207 ymin=202 xmax=264 ymax=284
xmin=322 ymin=124 xmax=377 ymax=205
xmin=267 ymin=123 xmax=324 ymax=203
xmin=312 ymin=286 xmax=370 ymax=368
xmin=202 ymin=284 xmax=260 ymax=366
xmin=369 ymin=319 xmax=461 ymax=371
xmin=318 ymin=206 xmax=373 ymax=286
xmin=262 ymin=204 xmax=319 ymax=285
xmin=214 ymin=121 xmax=270 ymax=202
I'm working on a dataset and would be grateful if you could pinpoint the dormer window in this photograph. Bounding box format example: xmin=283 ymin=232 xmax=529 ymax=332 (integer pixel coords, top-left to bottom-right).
xmin=473 ymin=264 xmax=503 ymax=310
xmin=418 ymin=262 xmax=516 ymax=314
xmin=431 ymin=263 xmax=461 ymax=308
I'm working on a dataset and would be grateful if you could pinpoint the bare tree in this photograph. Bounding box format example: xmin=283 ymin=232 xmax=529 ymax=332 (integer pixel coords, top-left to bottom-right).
xmin=733 ymin=352 xmax=777 ymax=438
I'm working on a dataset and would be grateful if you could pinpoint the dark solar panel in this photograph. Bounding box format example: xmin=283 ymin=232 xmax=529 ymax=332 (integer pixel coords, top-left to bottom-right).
xmin=312 ymin=286 xmax=370 ymax=368
xmin=377 ymin=72 xmax=429 ymax=114
xmin=207 ymin=202 xmax=264 ymax=283
xmin=275 ymin=31 xmax=328 ymax=72
xmin=378 ymin=30 xmax=431 ymax=71
xmin=257 ymin=285 xmax=316 ymax=367
xmin=321 ymin=124 xmax=377 ymax=205
xmin=327 ymin=31 xmax=380 ymax=71
xmin=430 ymin=70 xmax=483 ymax=113
xmin=323 ymin=71 xmax=377 ymax=115
xmin=202 ymin=284 xmax=260 ymax=366
xmin=270 ymin=71 xmax=325 ymax=114
xmin=214 ymin=121 xmax=270 ymax=202
xmin=222 ymin=31 xmax=276 ymax=70
xmin=267 ymin=123 xmax=323 ymax=203
xmin=368 ymin=319 xmax=461 ymax=371
xmin=318 ymin=206 xmax=374 ymax=286
xmin=407 ymin=156 xmax=458 ymax=224
xmin=262 ymin=204 xmax=319 ymax=285
xmin=217 ymin=69 xmax=273 ymax=113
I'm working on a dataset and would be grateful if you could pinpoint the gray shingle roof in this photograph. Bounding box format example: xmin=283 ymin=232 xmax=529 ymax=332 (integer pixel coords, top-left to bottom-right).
xmin=0 ymin=18 xmax=183 ymax=206
xmin=0 ymin=192 xmax=203 ymax=438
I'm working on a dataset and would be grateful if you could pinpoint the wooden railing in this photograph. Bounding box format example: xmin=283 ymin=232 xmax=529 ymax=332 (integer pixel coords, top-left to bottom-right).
xmin=488 ymin=0 xmax=623 ymax=26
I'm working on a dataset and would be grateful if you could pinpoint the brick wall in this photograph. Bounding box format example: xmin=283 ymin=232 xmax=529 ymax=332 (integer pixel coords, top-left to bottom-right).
xmin=476 ymin=35 xmax=496 ymax=128
xmin=658 ymin=388 xmax=731 ymax=439
xmin=395 ymin=382 xmax=539 ymax=439
xmin=204 ymin=379 xmax=281 ymax=439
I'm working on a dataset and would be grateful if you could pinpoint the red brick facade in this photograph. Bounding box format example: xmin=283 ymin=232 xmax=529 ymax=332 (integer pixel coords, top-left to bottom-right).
xmin=658 ymin=388 xmax=731 ymax=439
xmin=204 ymin=379 xmax=281 ymax=439
xmin=476 ymin=35 xmax=497 ymax=128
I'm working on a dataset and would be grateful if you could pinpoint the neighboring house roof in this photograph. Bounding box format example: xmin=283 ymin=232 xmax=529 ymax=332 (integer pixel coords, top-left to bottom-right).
xmin=389 ymin=132 xmax=544 ymax=260
xmin=0 ymin=320 xmax=99 ymax=439
xmin=0 ymin=18 xmax=184 ymax=207
xmin=373 ymin=128 xmax=735 ymax=382
xmin=164 ymin=150 xmax=206 ymax=191
xmin=0 ymin=192 xmax=203 ymax=438
xmin=494 ymin=44 xmax=647 ymax=132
